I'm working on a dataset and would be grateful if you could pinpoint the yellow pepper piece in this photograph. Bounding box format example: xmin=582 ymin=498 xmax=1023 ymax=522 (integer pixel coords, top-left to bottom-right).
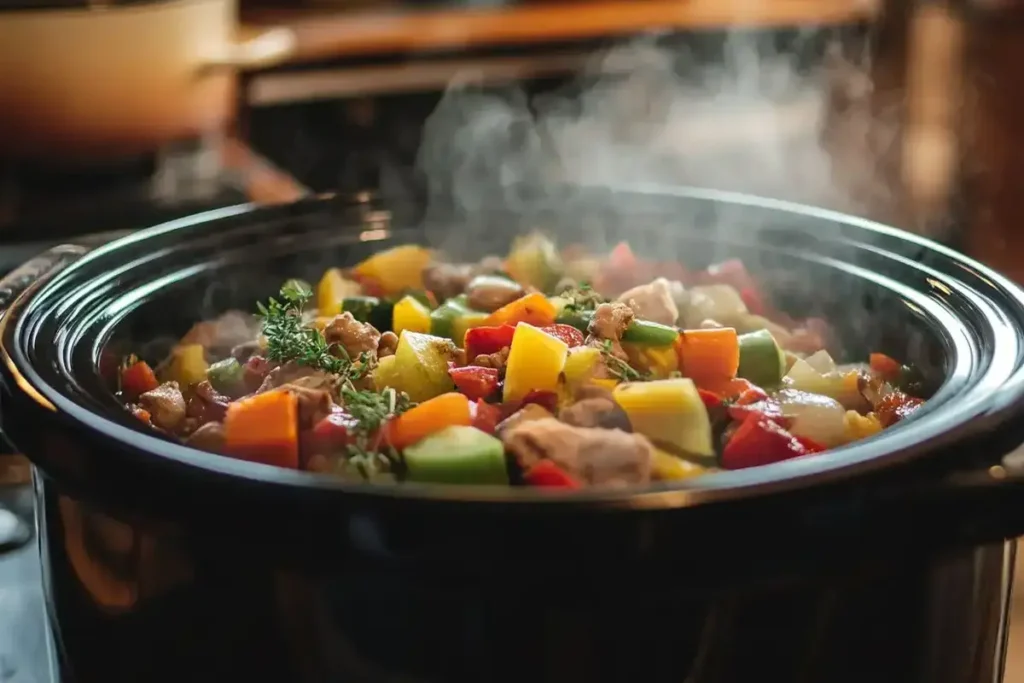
xmin=373 ymin=355 xmax=401 ymax=391
xmin=563 ymin=347 xmax=601 ymax=387
xmin=613 ymin=378 xmax=713 ymax=458
xmin=651 ymin=449 xmax=709 ymax=481
xmin=624 ymin=343 xmax=679 ymax=379
xmin=844 ymin=410 xmax=883 ymax=442
xmin=164 ymin=344 xmax=208 ymax=388
xmin=392 ymin=295 xmax=432 ymax=336
xmin=317 ymin=268 xmax=362 ymax=318
xmin=503 ymin=323 xmax=569 ymax=403
xmin=590 ymin=378 xmax=620 ymax=392
xmin=353 ymin=245 xmax=433 ymax=296
xmin=391 ymin=331 xmax=457 ymax=402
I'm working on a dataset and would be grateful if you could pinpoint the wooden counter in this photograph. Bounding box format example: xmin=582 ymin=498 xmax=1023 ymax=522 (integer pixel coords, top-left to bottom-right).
xmin=242 ymin=0 xmax=880 ymax=63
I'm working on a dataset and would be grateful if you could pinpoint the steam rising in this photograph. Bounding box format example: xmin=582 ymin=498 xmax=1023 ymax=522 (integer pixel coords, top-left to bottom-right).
xmin=416 ymin=30 xmax=905 ymax=252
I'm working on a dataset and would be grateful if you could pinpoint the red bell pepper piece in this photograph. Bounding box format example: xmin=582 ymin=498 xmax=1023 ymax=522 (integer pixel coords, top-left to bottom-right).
xmin=727 ymin=396 xmax=785 ymax=423
xmin=875 ymin=391 xmax=924 ymax=428
xmin=539 ymin=324 xmax=585 ymax=349
xmin=721 ymin=414 xmax=816 ymax=470
xmin=309 ymin=407 xmax=359 ymax=451
xmin=794 ymin=435 xmax=827 ymax=454
xmin=121 ymin=360 xmax=159 ymax=399
xmin=449 ymin=365 xmax=501 ymax=401
xmin=698 ymin=389 xmax=723 ymax=410
xmin=470 ymin=399 xmax=502 ymax=435
xmin=520 ymin=390 xmax=560 ymax=413
xmin=700 ymin=377 xmax=763 ymax=401
xmin=524 ymin=460 xmax=579 ymax=489
xmin=464 ymin=325 xmax=517 ymax=362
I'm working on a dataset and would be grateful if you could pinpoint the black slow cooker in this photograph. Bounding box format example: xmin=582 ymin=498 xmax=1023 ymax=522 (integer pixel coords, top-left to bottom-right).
xmin=3 ymin=186 xmax=1024 ymax=683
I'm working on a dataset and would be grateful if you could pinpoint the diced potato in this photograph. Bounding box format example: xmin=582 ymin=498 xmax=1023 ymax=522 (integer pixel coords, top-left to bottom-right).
xmin=503 ymin=324 xmax=569 ymax=403
xmin=562 ymin=347 xmax=602 ymax=387
xmin=613 ymin=378 xmax=714 ymax=458
xmin=391 ymin=331 xmax=457 ymax=402
xmin=317 ymin=268 xmax=363 ymax=318
xmin=354 ymin=245 xmax=433 ymax=296
xmin=392 ymin=295 xmax=432 ymax=336
xmin=373 ymin=355 xmax=401 ymax=391
xmin=651 ymin=449 xmax=709 ymax=481
xmin=162 ymin=344 xmax=208 ymax=388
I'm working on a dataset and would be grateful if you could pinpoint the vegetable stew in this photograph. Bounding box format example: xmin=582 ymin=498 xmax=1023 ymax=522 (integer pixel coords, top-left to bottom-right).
xmin=117 ymin=233 xmax=926 ymax=489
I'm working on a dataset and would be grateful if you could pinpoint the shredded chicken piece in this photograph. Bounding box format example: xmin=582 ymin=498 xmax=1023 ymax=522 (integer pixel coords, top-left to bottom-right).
xmin=586 ymin=302 xmax=634 ymax=360
xmin=495 ymin=403 xmax=553 ymax=436
xmin=503 ymin=418 xmax=653 ymax=487
xmin=185 ymin=422 xmax=226 ymax=454
xmin=559 ymin=393 xmax=632 ymax=431
xmin=377 ymin=331 xmax=399 ymax=359
xmin=473 ymin=347 xmax=510 ymax=371
xmin=324 ymin=312 xmax=381 ymax=361
xmin=616 ymin=278 xmax=679 ymax=326
xmin=138 ymin=381 xmax=187 ymax=432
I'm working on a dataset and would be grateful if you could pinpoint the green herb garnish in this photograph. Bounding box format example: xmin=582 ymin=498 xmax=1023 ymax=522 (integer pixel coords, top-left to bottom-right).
xmin=600 ymin=339 xmax=650 ymax=382
xmin=561 ymin=282 xmax=606 ymax=314
xmin=342 ymin=386 xmax=415 ymax=474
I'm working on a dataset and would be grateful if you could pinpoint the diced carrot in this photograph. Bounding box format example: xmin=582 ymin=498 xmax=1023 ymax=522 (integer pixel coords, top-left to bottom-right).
xmin=223 ymin=390 xmax=300 ymax=469
xmin=121 ymin=360 xmax=159 ymax=399
xmin=869 ymin=353 xmax=903 ymax=381
xmin=386 ymin=392 xmax=473 ymax=450
xmin=676 ymin=328 xmax=740 ymax=386
xmin=486 ymin=292 xmax=557 ymax=327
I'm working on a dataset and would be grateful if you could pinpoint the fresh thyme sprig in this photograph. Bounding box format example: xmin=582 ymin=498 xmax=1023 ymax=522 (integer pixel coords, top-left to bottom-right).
xmin=600 ymin=339 xmax=650 ymax=382
xmin=560 ymin=282 xmax=606 ymax=314
xmin=342 ymin=386 xmax=415 ymax=476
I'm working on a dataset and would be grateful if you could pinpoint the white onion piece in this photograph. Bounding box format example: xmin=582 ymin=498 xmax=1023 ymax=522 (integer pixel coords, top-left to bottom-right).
xmin=804 ymin=350 xmax=837 ymax=374
xmin=681 ymin=285 xmax=748 ymax=329
xmin=776 ymin=388 xmax=848 ymax=447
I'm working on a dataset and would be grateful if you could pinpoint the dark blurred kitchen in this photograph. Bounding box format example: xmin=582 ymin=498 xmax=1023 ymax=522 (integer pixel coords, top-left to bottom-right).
xmin=2 ymin=0 xmax=1024 ymax=681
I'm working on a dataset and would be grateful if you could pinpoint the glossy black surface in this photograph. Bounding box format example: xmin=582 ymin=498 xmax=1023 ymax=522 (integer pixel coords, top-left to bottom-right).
xmin=5 ymin=187 xmax=1024 ymax=682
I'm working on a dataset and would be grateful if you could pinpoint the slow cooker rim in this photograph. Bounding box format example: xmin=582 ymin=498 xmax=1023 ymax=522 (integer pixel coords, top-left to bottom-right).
xmin=4 ymin=185 xmax=1024 ymax=510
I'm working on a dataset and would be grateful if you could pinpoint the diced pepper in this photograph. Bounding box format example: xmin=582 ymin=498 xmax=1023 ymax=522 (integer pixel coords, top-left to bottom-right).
xmin=430 ymin=295 xmax=490 ymax=345
xmin=520 ymin=390 xmax=560 ymax=413
xmin=612 ymin=378 xmax=714 ymax=458
xmin=341 ymin=296 xmax=393 ymax=331
xmin=651 ymin=448 xmax=708 ymax=481
xmin=353 ymin=245 xmax=433 ymax=296
xmin=390 ymin=331 xmax=457 ymax=402
xmin=448 ymin=366 xmax=500 ymax=401
xmin=539 ymin=324 xmax=585 ymax=349
xmin=554 ymin=309 xmax=592 ymax=333
xmin=727 ymin=391 xmax=785 ymax=422
xmin=387 ymin=392 xmax=473 ymax=450
xmin=721 ymin=414 xmax=813 ymax=470
xmin=524 ymin=460 xmax=579 ymax=489
xmin=736 ymin=329 xmax=786 ymax=388
xmin=562 ymin=346 xmax=603 ymax=388
xmin=875 ymin=391 xmax=924 ymax=428
xmin=392 ymin=295 xmax=432 ymax=336
xmin=317 ymin=268 xmax=363 ymax=317
xmin=373 ymin=354 xmax=401 ymax=391
xmin=400 ymin=289 xmax=437 ymax=310
xmin=164 ymin=344 xmax=208 ymax=388
xmin=121 ymin=360 xmax=159 ymax=399
xmin=503 ymin=324 xmax=569 ymax=403
xmin=464 ymin=325 xmax=517 ymax=362
xmin=623 ymin=344 xmax=679 ymax=379
xmin=487 ymin=292 xmax=558 ymax=328
xmin=794 ymin=435 xmax=826 ymax=454
xmin=206 ymin=357 xmax=245 ymax=395
xmin=403 ymin=425 xmax=509 ymax=485
xmin=698 ymin=389 xmax=722 ymax=410
xmin=223 ymin=390 xmax=299 ymax=469
xmin=869 ymin=352 xmax=904 ymax=382
xmin=621 ymin=319 xmax=680 ymax=346
xmin=471 ymin=399 xmax=502 ymax=435
xmin=505 ymin=232 xmax=563 ymax=292
xmin=675 ymin=327 xmax=740 ymax=386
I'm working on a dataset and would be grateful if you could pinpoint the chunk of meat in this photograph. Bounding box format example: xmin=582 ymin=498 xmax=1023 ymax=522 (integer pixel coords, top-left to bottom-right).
xmin=586 ymin=302 xmax=634 ymax=360
xmin=559 ymin=394 xmax=632 ymax=431
xmin=495 ymin=403 xmax=553 ymax=436
xmin=278 ymin=383 xmax=333 ymax=429
xmin=186 ymin=380 xmax=231 ymax=425
xmin=257 ymin=362 xmax=335 ymax=394
xmin=472 ymin=347 xmax=510 ymax=371
xmin=422 ymin=262 xmax=473 ymax=300
xmin=180 ymin=311 xmax=261 ymax=357
xmin=466 ymin=277 xmax=525 ymax=312
xmin=324 ymin=312 xmax=381 ymax=361
xmin=378 ymin=331 xmax=399 ymax=359
xmin=185 ymin=422 xmax=226 ymax=454
xmin=502 ymin=418 xmax=653 ymax=487
xmin=680 ymin=285 xmax=748 ymax=329
xmin=616 ymin=278 xmax=680 ymax=326
xmin=138 ymin=381 xmax=187 ymax=432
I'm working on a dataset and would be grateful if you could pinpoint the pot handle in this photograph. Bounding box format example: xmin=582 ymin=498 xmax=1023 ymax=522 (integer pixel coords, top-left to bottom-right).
xmin=202 ymin=26 xmax=297 ymax=71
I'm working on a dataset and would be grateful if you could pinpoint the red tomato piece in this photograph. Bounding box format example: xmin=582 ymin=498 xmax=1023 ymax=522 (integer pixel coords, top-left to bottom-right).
xmin=539 ymin=324 xmax=585 ymax=348
xmin=449 ymin=365 xmax=501 ymax=401
xmin=121 ymin=361 xmax=159 ymax=399
xmin=721 ymin=415 xmax=814 ymax=470
xmin=524 ymin=460 xmax=579 ymax=489
xmin=470 ymin=400 xmax=502 ymax=435
xmin=310 ymin=408 xmax=359 ymax=451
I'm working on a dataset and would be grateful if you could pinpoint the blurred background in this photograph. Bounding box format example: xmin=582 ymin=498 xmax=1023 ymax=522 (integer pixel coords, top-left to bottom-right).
xmin=3 ymin=0 xmax=1024 ymax=680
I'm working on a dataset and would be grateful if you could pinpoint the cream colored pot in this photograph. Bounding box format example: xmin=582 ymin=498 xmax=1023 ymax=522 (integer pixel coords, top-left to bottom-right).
xmin=0 ymin=0 xmax=294 ymax=163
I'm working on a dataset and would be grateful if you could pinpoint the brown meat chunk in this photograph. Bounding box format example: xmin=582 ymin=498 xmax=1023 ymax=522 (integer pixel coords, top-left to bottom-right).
xmin=473 ymin=347 xmax=510 ymax=371
xmin=466 ymin=276 xmax=525 ymax=312
xmin=186 ymin=380 xmax=231 ymax=425
xmin=138 ymin=381 xmax=187 ymax=432
xmin=586 ymin=302 xmax=634 ymax=360
xmin=422 ymin=262 xmax=472 ymax=300
xmin=616 ymin=278 xmax=679 ymax=326
xmin=324 ymin=312 xmax=381 ymax=361
xmin=559 ymin=395 xmax=632 ymax=431
xmin=502 ymin=418 xmax=653 ymax=488
xmin=377 ymin=331 xmax=399 ymax=359
xmin=495 ymin=403 xmax=553 ymax=437
xmin=257 ymin=362 xmax=335 ymax=394
xmin=185 ymin=422 xmax=226 ymax=454
xmin=278 ymin=383 xmax=333 ymax=429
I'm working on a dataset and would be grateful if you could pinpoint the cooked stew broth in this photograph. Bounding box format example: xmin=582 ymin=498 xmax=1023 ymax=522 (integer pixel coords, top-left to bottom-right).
xmin=116 ymin=233 xmax=925 ymax=489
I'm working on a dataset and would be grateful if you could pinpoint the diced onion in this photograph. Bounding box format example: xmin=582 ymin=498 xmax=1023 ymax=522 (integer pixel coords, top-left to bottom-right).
xmin=804 ymin=350 xmax=837 ymax=374
xmin=776 ymin=388 xmax=848 ymax=447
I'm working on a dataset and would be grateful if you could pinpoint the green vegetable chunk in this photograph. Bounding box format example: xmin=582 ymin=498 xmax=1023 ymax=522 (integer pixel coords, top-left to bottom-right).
xmin=341 ymin=296 xmax=394 ymax=332
xmin=206 ymin=357 xmax=244 ymax=393
xmin=621 ymin=319 xmax=680 ymax=346
xmin=403 ymin=426 xmax=509 ymax=485
xmin=429 ymin=295 xmax=470 ymax=340
xmin=736 ymin=328 xmax=786 ymax=388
